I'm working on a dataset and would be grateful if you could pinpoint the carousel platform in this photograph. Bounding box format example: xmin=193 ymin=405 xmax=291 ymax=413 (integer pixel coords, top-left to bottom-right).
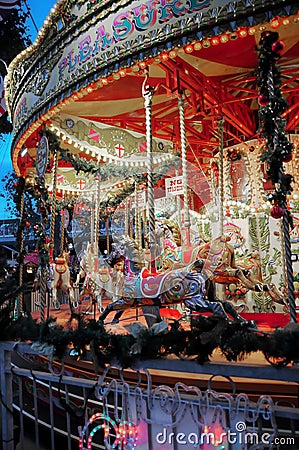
xmin=31 ymin=299 xmax=299 ymax=332
xmin=27 ymin=299 xmax=299 ymax=408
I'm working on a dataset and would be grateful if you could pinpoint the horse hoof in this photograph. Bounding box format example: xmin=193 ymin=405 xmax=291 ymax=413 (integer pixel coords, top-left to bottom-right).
xmin=248 ymin=320 xmax=258 ymax=329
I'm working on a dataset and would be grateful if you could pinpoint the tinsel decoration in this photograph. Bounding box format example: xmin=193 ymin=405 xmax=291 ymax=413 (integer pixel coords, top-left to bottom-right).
xmin=257 ymin=31 xmax=294 ymax=211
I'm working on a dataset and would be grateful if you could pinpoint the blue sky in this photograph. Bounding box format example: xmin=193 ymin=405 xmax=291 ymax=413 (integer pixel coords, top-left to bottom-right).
xmin=0 ymin=0 xmax=54 ymax=219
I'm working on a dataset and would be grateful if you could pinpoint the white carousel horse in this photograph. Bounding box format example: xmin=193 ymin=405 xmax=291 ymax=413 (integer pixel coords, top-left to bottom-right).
xmin=76 ymin=243 xmax=117 ymax=314
xmin=51 ymin=251 xmax=77 ymax=311
xmin=33 ymin=264 xmax=54 ymax=308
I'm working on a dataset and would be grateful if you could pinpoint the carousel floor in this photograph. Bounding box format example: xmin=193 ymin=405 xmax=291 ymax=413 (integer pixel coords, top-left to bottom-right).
xmin=31 ymin=297 xmax=299 ymax=331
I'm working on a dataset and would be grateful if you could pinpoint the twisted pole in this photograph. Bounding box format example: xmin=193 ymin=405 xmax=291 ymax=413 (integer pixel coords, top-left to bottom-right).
xmin=90 ymin=194 xmax=95 ymax=250
xmin=257 ymin=31 xmax=296 ymax=323
xmin=106 ymin=218 xmax=110 ymax=255
xmin=124 ymin=198 xmax=129 ymax=237
xmin=94 ymin=175 xmax=101 ymax=252
xmin=134 ymin=181 xmax=142 ymax=248
xmin=218 ymin=116 xmax=224 ymax=235
xmin=39 ymin=211 xmax=48 ymax=323
xmin=178 ymin=94 xmax=191 ymax=246
xmin=17 ymin=189 xmax=25 ymax=317
xmin=50 ymin=149 xmax=58 ymax=261
xmin=175 ymin=169 xmax=182 ymax=229
xmin=282 ymin=209 xmax=296 ymax=322
xmin=60 ymin=210 xmax=65 ymax=255
xmin=142 ymin=69 xmax=156 ymax=272
xmin=268 ymin=68 xmax=296 ymax=323
xmin=141 ymin=69 xmax=161 ymax=326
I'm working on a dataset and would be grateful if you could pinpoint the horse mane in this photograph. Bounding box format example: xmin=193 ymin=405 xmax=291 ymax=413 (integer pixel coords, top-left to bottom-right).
xmin=161 ymin=218 xmax=182 ymax=246
xmin=121 ymin=236 xmax=143 ymax=261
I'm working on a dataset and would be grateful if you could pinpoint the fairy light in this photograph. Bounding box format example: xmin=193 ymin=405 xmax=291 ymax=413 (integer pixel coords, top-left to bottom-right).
xmin=193 ymin=42 xmax=202 ymax=50
xmin=211 ymin=36 xmax=220 ymax=45
xmin=238 ymin=28 xmax=248 ymax=38
xmin=270 ymin=17 xmax=281 ymax=28
xmin=184 ymin=44 xmax=194 ymax=53
xmin=248 ymin=27 xmax=256 ymax=35
xmin=139 ymin=61 xmax=147 ymax=69
xmin=160 ymin=51 xmax=169 ymax=60
xmin=220 ymin=34 xmax=229 ymax=43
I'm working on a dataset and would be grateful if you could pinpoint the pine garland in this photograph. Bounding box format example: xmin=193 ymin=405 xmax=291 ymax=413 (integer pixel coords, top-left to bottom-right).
xmin=257 ymin=31 xmax=294 ymax=215
xmin=45 ymin=129 xmax=180 ymax=218
xmin=0 ymin=313 xmax=299 ymax=368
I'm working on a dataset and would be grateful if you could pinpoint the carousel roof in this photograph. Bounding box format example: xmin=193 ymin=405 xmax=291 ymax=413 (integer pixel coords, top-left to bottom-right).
xmin=4 ymin=0 xmax=299 ymax=175
xmin=57 ymin=21 xmax=299 ymax=165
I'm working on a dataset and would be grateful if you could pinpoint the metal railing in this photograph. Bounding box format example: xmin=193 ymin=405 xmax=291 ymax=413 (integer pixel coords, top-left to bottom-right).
xmin=0 ymin=342 xmax=299 ymax=450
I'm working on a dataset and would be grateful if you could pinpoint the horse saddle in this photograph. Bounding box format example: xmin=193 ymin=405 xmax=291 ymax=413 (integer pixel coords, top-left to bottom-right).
xmin=55 ymin=258 xmax=67 ymax=274
xmin=140 ymin=268 xmax=168 ymax=298
xmin=178 ymin=246 xmax=199 ymax=265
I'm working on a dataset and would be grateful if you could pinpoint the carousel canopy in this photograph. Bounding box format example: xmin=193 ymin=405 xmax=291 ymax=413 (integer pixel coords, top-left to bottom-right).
xmin=3 ymin=0 xmax=299 ymax=176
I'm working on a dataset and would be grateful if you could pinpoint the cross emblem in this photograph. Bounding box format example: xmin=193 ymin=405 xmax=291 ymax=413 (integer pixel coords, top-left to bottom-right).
xmin=77 ymin=179 xmax=86 ymax=190
xmin=115 ymin=143 xmax=125 ymax=158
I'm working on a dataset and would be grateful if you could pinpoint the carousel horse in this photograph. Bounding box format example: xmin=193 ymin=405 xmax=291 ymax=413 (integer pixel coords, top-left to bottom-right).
xmin=235 ymin=251 xmax=284 ymax=305
xmin=33 ymin=264 xmax=54 ymax=307
xmin=147 ymin=218 xmax=182 ymax=270
xmin=51 ymin=251 xmax=77 ymax=312
xmin=197 ymin=236 xmax=285 ymax=305
xmin=155 ymin=219 xmax=284 ymax=305
xmin=76 ymin=243 xmax=116 ymax=314
xmin=97 ymin=236 xmax=247 ymax=325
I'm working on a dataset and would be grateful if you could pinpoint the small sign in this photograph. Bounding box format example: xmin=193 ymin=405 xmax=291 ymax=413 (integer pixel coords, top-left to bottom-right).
xmin=165 ymin=176 xmax=184 ymax=196
xmin=130 ymin=191 xmax=146 ymax=208
xmin=36 ymin=135 xmax=49 ymax=177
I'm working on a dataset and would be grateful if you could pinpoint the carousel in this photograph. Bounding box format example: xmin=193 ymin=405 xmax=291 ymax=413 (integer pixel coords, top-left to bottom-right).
xmin=2 ymin=0 xmax=299 ymax=449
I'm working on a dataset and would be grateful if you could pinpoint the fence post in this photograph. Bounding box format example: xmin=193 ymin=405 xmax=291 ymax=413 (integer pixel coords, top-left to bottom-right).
xmin=0 ymin=344 xmax=14 ymax=450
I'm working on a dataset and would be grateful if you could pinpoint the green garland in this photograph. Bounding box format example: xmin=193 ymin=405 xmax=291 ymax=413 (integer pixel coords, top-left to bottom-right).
xmin=1 ymin=313 xmax=299 ymax=368
xmin=45 ymin=129 xmax=180 ymax=219
xmin=29 ymin=176 xmax=51 ymax=267
xmin=257 ymin=31 xmax=294 ymax=214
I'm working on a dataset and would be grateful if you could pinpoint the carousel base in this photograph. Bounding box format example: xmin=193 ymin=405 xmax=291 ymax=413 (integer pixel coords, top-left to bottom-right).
xmin=31 ymin=299 xmax=299 ymax=331
xmin=25 ymin=300 xmax=299 ymax=420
